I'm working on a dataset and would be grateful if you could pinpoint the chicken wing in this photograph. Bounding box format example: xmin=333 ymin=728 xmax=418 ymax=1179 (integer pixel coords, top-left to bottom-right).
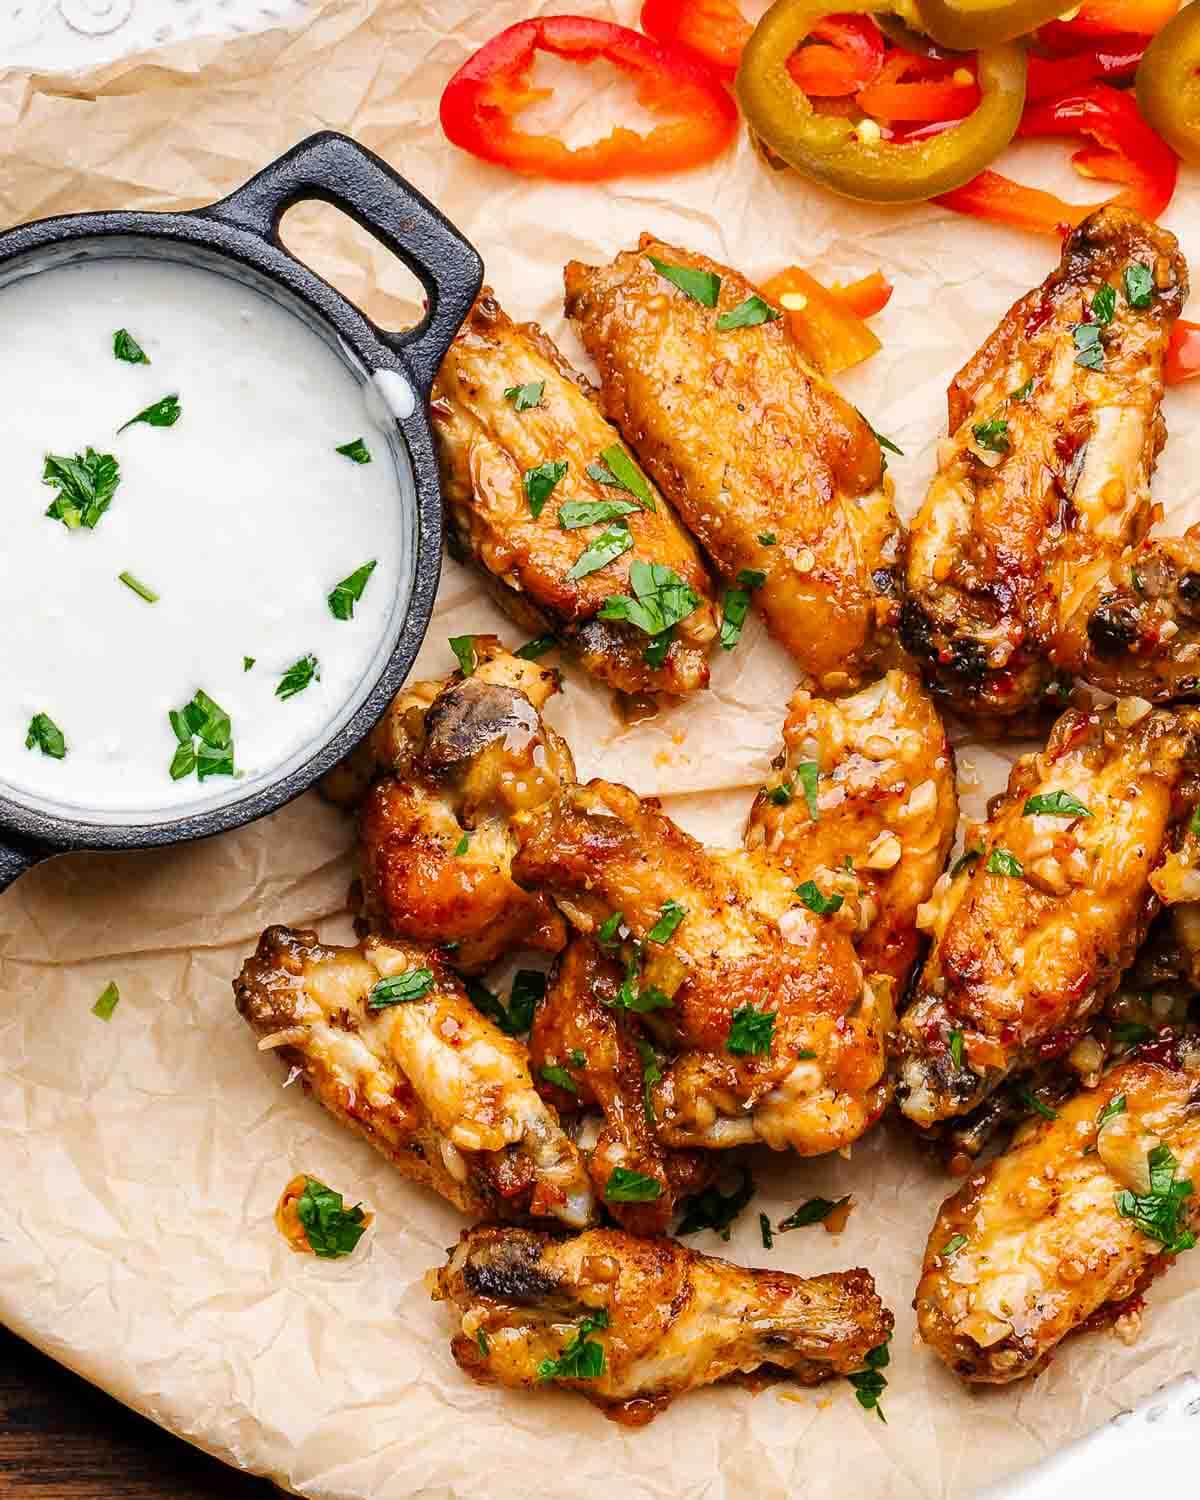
xmin=234 ymin=926 xmax=596 ymax=1227
xmin=432 ymin=291 xmax=720 ymax=698
xmin=745 ymin=668 xmax=958 ymax=987
xmin=432 ymin=1224 xmax=893 ymax=1423
xmin=903 ymin=207 xmax=1187 ymax=721
xmin=897 ymin=703 xmax=1200 ymax=1129
xmin=512 ymin=780 xmax=892 ymax=1155
xmin=916 ymin=1053 xmax=1200 ymax=1383
xmin=564 ymin=235 xmax=903 ymax=691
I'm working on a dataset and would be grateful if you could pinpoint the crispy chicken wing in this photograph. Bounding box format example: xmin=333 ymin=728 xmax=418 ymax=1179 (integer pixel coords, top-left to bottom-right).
xmin=512 ymin=780 xmax=892 ymax=1155
xmin=903 ymin=207 xmax=1187 ymax=720
xmin=432 ymin=291 xmax=720 ymax=698
xmin=234 ymin=926 xmax=596 ymax=1227
xmin=745 ymin=668 xmax=958 ymax=986
xmin=916 ymin=1054 xmax=1200 ymax=1383
xmin=432 ymin=1224 xmax=893 ymax=1422
xmin=564 ymin=235 xmax=903 ymax=691
xmin=897 ymin=703 xmax=1200 ymax=1128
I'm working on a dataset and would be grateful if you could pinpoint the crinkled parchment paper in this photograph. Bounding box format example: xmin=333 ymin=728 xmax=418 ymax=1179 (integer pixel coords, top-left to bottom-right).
xmin=2 ymin=4 xmax=1200 ymax=1496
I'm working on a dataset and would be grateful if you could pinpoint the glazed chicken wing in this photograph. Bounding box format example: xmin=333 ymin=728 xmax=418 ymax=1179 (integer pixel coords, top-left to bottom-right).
xmin=512 ymin=780 xmax=892 ymax=1155
xmin=234 ymin=926 xmax=596 ymax=1227
xmin=897 ymin=703 xmax=1200 ymax=1128
xmin=916 ymin=1054 xmax=1200 ymax=1383
xmin=745 ymin=668 xmax=958 ymax=987
xmin=564 ymin=235 xmax=903 ymax=692
xmin=904 ymin=207 xmax=1187 ymax=721
xmin=432 ymin=1225 xmax=893 ymax=1422
xmin=432 ymin=291 xmax=720 ymax=698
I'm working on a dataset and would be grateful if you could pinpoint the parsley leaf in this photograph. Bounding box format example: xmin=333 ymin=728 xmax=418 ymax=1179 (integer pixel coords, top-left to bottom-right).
xmin=768 ymin=779 xmax=793 ymax=806
xmin=1017 ymin=1085 xmax=1058 ymax=1121
xmin=1010 ymin=377 xmax=1035 ymax=402
xmin=760 ymin=1212 xmax=774 ymax=1249
xmin=598 ymin=561 xmax=701 ymax=645
xmin=515 ymin=634 xmax=557 ymax=660
xmin=647 ymin=255 xmax=721 ymax=307
xmin=796 ymin=880 xmax=843 ymax=916
xmin=605 ymin=1167 xmax=663 ymax=1203
xmin=948 ymin=1029 xmax=965 ymax=1068
xmin=476 ymin=1329 xmax=489 ymax=1358
xmin=758 ymin=532 xmax=777 ymax=545
xmin=973 ymin=416 xmax=1010 ymax=453
xmin=541 ymin=1063 xmax=579 ymax=1094
xmin=567 ymin=524 xmax=633 ymax=581
xmin=720 ymin=585 xmax=753 ymax=650
xmin=637 ymin=1038 xmax=661 ymax=1124
xmin=796 ymin=760 xmax=819 ymax=820
xmin=276 ymin=654 xmax=320 ymax=700
xmin=848 ymin=1336 xmax=891 ymax=1422
xmin=25 ymin=713 xmax=66 ymax=759
xmin=328 ymin=560 xmax=377 ymax=620
xmin=168 ymin=690 xmax=234 ymax=783
xmin=368 ymin=968 xmax=435 ymax=1008
xmin=508 ymin=970 xmax=546 ymax=1032
xmin=335 ymin=437 xmax=371 ymax=464
xmin=647 ymin=899 xmax=687 ymax=944
xmin=43 ymin=448 xmax=120 ymax=530
xmin=1092 ymin=283 xmax=1117 ymax=325
xmin=985 ymin=848 xmax=1023 ymax=878
xmin=676 ymin=1165 xmax=755 ymax=1240
xmin=118 ymin=393 xmax=181 ymax=433
xmin=609 ymin=951 xmax=674 ymax=1014
xmin=296 ymin=1176 xmax=368 ymax=1259
xmin=453 ymin=832 xmax=469 ymax=856
xmin=92 ymin=981 xmax=120 ymax=1021
xmin=558 ymin=497 xmax=636 ymax=530
xmin=118 ymin=571 xmax=158 ymax=604
xmin=537 ymin=1310 xmax=609 ymax=1381
xmin=951 ymin=847 xmax=982 ymax=878
xmin=524 ymin=459 xmax=568 ymax=519
xmin=449 ymin=635 xmax=477 ymax=676
xmin=1097 ymin=1094 xmax=1127 ymax=1128
xmin=113 ymin=328 xmax=149 ymax=364
xmin=1023 ymin=789 xmax=1092 ymax=819
xmin=942 ymin=1233 xmax=968 ymax=1256
xmin=1112 ymin=1021 xmax=1153 ymax=1047
xmin=726 ymin=1003 xmax=775 ymax=1056
xmin=777 ymin=1195 xmax=850 ymax=1231
xmin=586 ymin=444 xmax=655 ymax=510
xmin=1073 ymin=321 xmax=1105 ymax=370
xmin=1115 ymin=1144 xmax=1196 ymax=1254
xmin=243 ymin=656 xmax=255 ymax=671
xmin=716 ymin=294 xmax=781 ymax=331
xmin=597 ymin=912 xmax=624 ymax=947
xmin=504 ymin=381 xmax=544 ymax=412
xmin=1124 ymin=263 xmax=1155 ymax=309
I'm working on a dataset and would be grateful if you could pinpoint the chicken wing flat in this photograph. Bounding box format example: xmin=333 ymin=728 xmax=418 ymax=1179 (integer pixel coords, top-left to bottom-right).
xmin=512 ymin=780 xmax=892 ymax=1155
xmin=904 ymin=207 xmax=1187 ymax=720
xmin=432 ymin=291 xmax=720 ymax=698
xmin=916 ymin=1054 xmax=1200 ymax=1383
xmin=352 ymin=638 xmax=573 ymax=972
xmin=745 ymin=668 xmax=957 ymax=987
xmin=235 ymin=926 xmax=596 ymax=1227
xmin=897 ymin=703 xmax=1200 ymax=1129
xmin=564 ymin=235 xmax=903 ymax=692
xmin=432 ymin=1224 xmax=893 ymax=1423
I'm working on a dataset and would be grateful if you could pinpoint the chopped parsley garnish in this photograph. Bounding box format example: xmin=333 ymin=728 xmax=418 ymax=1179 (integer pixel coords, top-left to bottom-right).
xmin=647 ymin=255 xmax=720 ymax=307
xmin=951 ymin=847 xmax=982 ymax=877
xmin=541 ymin=1063 xmax=579 ymax=1094
xmin=453 ymin=832 xmax=469 ymax=856
xmin=118 ymin=393 xmax=181 ymax=433
xmin=43 ymin=448 xmax=120 ymax=530
xmin=25 ymin=713 xmax=66 ymax=760
xmin=796 ymin=880 xmax=843 ymax=916
xmin=276 ymin=654 xmax=320 ymax=700
xmin=449 ymin=635 xmax=477 ymax=676
xmin=942 ymin=1233 xmax=968 ymax=1257
xmin=1073 ymin=321 xmax=1105 ymax=371
xmin=972 ymin=416 xmax=1009 ymax=453
xmin=609 ymin=950 xmax=674 ymax=1014
xmin=599 ymin=561 xmax=701 ymax=662
xmin=1092 ymin=283 xmax=1117 ymax=326
xmin=524 ymin=459 xmax=568 ymax=519
xmin=476 ymin=1329 xmax=489 ymax=1358
xmin=536 ymin=1310 xmax=608 ymax=1381
xmin=295 ymin=1176 xmax=368 ymax=1259
xmin=777 ymin=1195 xmax=850 ymax=1231
xmin=1112 ymin=1021 xmax=1153 ymax=1047
xmin=758 ymin=532 xmax=777 ymax=546
xmin=168 ymin=689 xmax=234 ymax=782
xmin=768 ymin=779 xmax=793 ymax=806
xmin=92 ymin=981 xmax=120 ymax=1021
xmin=1115 ymin=1144 xmax=1196 ymax=1254
xmin=243 ymin=656 xmax=255 ymax=671
xmin=118 ymin=570 xmax=158 ymax=604
xmin=1010 ymin=377 xmax=1035 ymax=402
xmin=760 ymin=1213 xmax=774 ymax=1250
xmin=113 ymin=328 xmax=149 ymax=364
xmin=368 ymin=968 xmax=435 ymax=1008
xmin=1191 ymin=802 xmax=1200 ymax=836
xmin=796 ymin=760 xmax=819 ymax=820
xmin=515 ymin=634 xmax=557 ymax=660
xmin=464 ymin=970 xmax=543 ymax=1037
xmin=335 ymin=437 xmax=371 ymax=464
xmin=849 ymin=1336 xmax=891 ymax=1422
xmin=726 ymin=1003 xmax=775 ymax=1056
xmin=1097 ymin=1094 xmax=1127 ymax=1128
xmin=558 ymin=497 xmax=635 ymax=530
xmin=637 ymin=1038 xmax=661 ymax=1125
xmin=1124 ymin=263 xmax=1155 ymax=309
xmin=985 ymin=848 xmax=1023 ymax=878
xmin=676 ymin=1165 xmax=755 ymax=1240
xmin=597 ymin=911 xmax=624 ymax=947
xmin=948 ymin=1028 xmax=965 ymax=1069
xmin=328 ymin=560 xmax=377 ymax=620
xmin=1023 ymin=790 xmax=1091 ymax=819
xmin=567 ymin=524 xmax=633 ymax=581
xmin=647 ymin=898 xmax=687 ymax=944
xmin=504 ymin=381 xmax=544 ymax=411
xmin=866 ymin=419 xmax=903 ymax=460
xmin=605 ymin=1167 xmax=663 ymax=1203
xmin=586 ymin=444 xmax=655 ymax=510
xmin=719 ymin=568 xmax=767 ymax=650
xmin=716 ymin=294 xmax=781 ymax=331
xmin=1017 ymin=1086 xmax=1058 ymax=1121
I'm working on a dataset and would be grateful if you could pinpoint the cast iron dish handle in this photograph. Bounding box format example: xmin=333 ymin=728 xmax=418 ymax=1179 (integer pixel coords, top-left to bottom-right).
xmin=201 ymin=131 xmax=482 ymax=396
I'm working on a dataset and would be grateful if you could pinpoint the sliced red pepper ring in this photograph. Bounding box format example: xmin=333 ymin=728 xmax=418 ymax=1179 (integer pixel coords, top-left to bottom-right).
xmin=639 ymin=0 xmax=752 ymax=79
xmin=1167 ymin=320 xmax=1200 ymax=385
xmin=788 ymin=15 xmax=886 ymax=96
xmin=855 ymin=49 xmax=979 ymax=123
xmin=936 ymin=82 xmax=1178 ymax=236
xmin=1027 ymin=36 xmax=1146 ymax=104
xmin=835 ymin=269 xmax=894 ymax=318
xmin=1136 ymin=4 xmax=1200 ymax=166
xmin=760 ymin=265 xmax=886 ymax=374
xmin=1041 ymin=0 xmax=1178 ymax=44
xmin=439 ymin=16 xmax=738 ymax=181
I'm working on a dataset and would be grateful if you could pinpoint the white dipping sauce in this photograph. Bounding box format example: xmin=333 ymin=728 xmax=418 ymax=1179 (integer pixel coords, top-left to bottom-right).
xmin=0 ymin=257 xmax=411 ymax=816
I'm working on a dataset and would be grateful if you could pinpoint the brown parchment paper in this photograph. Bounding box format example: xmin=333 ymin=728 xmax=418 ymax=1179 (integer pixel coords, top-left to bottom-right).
xmin=3 ymin=3 xmax=1200 ymax=1496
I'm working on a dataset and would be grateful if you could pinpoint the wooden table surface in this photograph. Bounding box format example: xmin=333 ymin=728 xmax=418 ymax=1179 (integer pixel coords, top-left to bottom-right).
xmin=0 ymin=1325 xmax=276 ymax=1498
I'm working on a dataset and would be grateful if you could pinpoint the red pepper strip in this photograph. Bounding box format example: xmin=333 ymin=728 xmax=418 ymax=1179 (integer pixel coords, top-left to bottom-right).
xmin=833 ymin=269 xmax=894 ymax=317
xmin=1167 ymin=320 xmax=1200 ymax=385
xmin=788 ymin=15 xmax=886 ymax=97
xmin=440 ymin=16 xmax=739 ymax=181
xmin=1026 ymin=36 xmax=1146 ymax=102
xmin=1040 ymin=0 xmax=1177 ymax=45
xmin=935 ymin=83 xmax=1178 ymax=236
xmin=639 ymin=0 xmax=751 ymax=78
xmin=856 ymin=50 xmax=979 ymax=124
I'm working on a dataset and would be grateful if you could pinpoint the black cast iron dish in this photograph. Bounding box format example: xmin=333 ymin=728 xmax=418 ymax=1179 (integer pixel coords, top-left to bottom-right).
xmin=0 ymin=131 xmax=482 ymax=893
